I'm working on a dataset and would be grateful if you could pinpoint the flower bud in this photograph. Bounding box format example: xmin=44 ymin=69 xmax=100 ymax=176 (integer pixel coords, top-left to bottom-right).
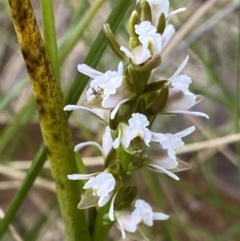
xmin=109 ymin=99 xmax=139 ymax=130
xmin=103 ymin=24 xmax=128 ymax=61
xmin=128 ymin=11 xmax=141 ymax=49
xmin=146 ymin=81 xmax=169 ymax=115
xmin=156 ymin=13 xmax=166 ymax=35
xmin=114 ymin=186 xmax=137 ymax=210
xmin=126 ymin=66 xmax=144 ymax=94
xmin=136 ymin=0 xmax=152 ymax=22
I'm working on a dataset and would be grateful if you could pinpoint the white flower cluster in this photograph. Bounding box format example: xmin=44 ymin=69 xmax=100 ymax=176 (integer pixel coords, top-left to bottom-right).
xmin=64 ymin=0 xmax=208 ymax=239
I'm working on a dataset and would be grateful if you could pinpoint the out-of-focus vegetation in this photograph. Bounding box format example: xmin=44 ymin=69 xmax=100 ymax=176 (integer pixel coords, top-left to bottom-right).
xmin=0 ymin=0 xmax=240 ymax=240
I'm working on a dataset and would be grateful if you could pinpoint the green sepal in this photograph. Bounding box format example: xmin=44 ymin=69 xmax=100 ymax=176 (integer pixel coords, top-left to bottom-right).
xmin=127 ymin=137 xmax=146 ymax=155
xmin=157 ymin=13 xmax=166 ymax=34
xmin=109 ymin=99 xmax=139 ymax=130
xmin=132 ymin=52 xmax=162 ymax=72
xmin=84 ymin=97 xmax=103 ymax=109
xmin=128 ymin=11 xmax=141 ymax=49
xmin=171 ymin=159 xmax=191 ymax=172
xmin=135 ymin=98 xmax=147 ymax=114
xmin=143 ymin=80 xmax=167 ymax=94
xmin=105 ymin=148 xmax=117 ymax=168
xmin=116 ymin=146 xmax=134 ymax=172
xmin=77 ymin=189 xmax=99 ymax=209
xmin=114 ymin=186 xmax=137 ymax=210
xmin=126 ymin=65 xmax=144 ymax=94
xmin=136 ymin=0 xmax=152 ymax=22
xmin=146 ymin=81 xmax=169 ymax=115
xmin=103 ymin=24 xmax=128 ymax=61
xmin=107 ymin=160 xmax=128 ymax=185
xmin=131 ymin=154 xmax=145 ymax=168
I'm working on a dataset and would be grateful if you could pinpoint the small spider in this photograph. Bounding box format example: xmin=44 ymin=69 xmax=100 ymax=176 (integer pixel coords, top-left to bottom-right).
xmin=91 ymin=86 xmax=103 ymax=98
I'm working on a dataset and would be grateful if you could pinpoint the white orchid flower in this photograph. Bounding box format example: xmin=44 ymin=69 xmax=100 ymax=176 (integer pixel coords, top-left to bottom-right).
xmin=113 ymin=113 xmax=152 ymax=149
xmin=115 ymin=210 xmax=138 ymax=239
xmin=132 ymin=199 xmax=169 ymax=227
xmin=162 ymin=56 xmax=209 ymax=118
xmin=112 ymin=113 xmax=194 ymax=179
xmin=149 ymin=125 xmax=195 ymax=180
xmin=115 ymin=199 xmax=168 ymax=239
xmin=113 ymin=114 xmax=194 ymax=179
xmin=151 ymin=126 xmax=195 ymax=160
xmin=120 ymin=21 xmax=174 ymax=65
xmin=77 ymin=62 xmax=132 ymax=111
xmin=136 ymin=0 xmax=186 ymax=26
xmin=67 ymin=127 xmax=118 ymax=212
xmin=68 ymin=172 xmax=116 ymax=207
xmin=144 ymin=144 xmax=179 ymax=180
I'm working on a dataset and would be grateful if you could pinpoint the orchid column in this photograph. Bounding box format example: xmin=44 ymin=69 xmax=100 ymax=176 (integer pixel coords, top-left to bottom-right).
xmin=65 ymin=0 xmax=208 ymax=240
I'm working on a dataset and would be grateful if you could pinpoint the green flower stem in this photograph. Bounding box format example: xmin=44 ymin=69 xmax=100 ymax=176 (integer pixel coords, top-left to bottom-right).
xmin=39 ymin=0 xmax=60 ymax=80
xmin=92 ymin=204 xmax=113 ymax=241
xmin=7 ymin=1 xmax=91 ymax=241
xmin=0 ymin=0 xmax=133 ymax=238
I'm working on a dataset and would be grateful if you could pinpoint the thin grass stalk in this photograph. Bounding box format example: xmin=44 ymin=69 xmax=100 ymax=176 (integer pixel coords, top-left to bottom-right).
xmin=6 ymin=1 xmax=90 ymax=240
xmin=59 ymin=0 xmax=107 ymax=64
xmin=39 ymin=0 xmax=60 ymax=80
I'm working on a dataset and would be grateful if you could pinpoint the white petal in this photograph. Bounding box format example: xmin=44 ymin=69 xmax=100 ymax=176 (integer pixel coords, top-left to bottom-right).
xmin=102 ymin=126 xmax=113 ymax=158
xmin=77 ymin=64 xmax=103 ymax=78
xmin=166 ymin=110 xmax=209 ymax=118
xmin=162 ymin=25 xmax=175 ymax=49
xmin=116 ymin=211 xmax=137 ymax=238
xmin=132 ymin=199 xmax=153 ymax=226
xmin=98 ymin=193 xmax=112 ymax=207
xmin=163 ymin=89 xmax=197 ymax=111
xmin=63 ymin=105 xmax=109 ymax=123
xmin=112 ymin=129 xmax=121 ymax=149
xmin=152 ymin=213 xmax=169 ymax=220
xmin=176 ymin=126 xmax=195 ymax=138
xmin=110 ymin=99 xmax=129 ymax=120
xmin=117 ymin=62 xmax=124 ymax=74
xmin=117 ymin=218 xmax=127 ymax=239
xmin=167 ymin=8 xmax=186 ymax=20
xmin=109 ymin=192 xmax=118 ymax=221
xmin=147 ymin=164 xmax=180 ymax=180
xmin=67 ymin=173 xmax=99 ymax=180
xmin=120 ymin=46 xmax=134 ymax=59
xmin=131 ymin=45 xmax=152 ymax=65
xmin=74 ymin=141 xmax=103 ymax=153
xmin=149 ymin=151 xmax=178 ymax=169
xmin=168 ymin=56 xmax=189 ymax=81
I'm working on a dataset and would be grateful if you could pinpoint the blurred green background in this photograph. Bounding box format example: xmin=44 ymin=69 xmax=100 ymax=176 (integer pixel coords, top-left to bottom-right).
xmin=0 ymin=0 xmax=240 ymax=240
